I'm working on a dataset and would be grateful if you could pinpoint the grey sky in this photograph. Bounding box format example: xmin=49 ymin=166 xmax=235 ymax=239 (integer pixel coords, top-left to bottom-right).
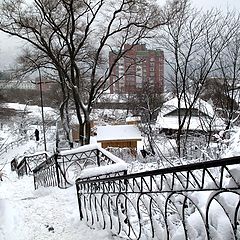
xmin=0 ymin=0 xmax=240 ymax=70
xmin=0 ymin=35 xmax=23 ymax=70
xmin=192 ymin=0 xmax=240 ymax=11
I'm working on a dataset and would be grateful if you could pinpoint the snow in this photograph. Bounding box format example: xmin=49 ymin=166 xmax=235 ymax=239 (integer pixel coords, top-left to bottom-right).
xmin=0 ymin=143 xmax=113 ymax=240
xmin=97 ymin=93 xmax=129 ymax=103
xmin=60 ymin=144 xmax=126 ymax=164
xmin=79 ymin=162 xmax=127 ymax=179
xmin=1 ymin=102 xmax=240 ymax=239
xmin=160 ymin=96 xmax=215 ymax=117
xmin=24 ymin=150 xmax=50 ymax=158
xmin=125 ymin=115 xmax=141 ymax=123
xmin=97 ymin=146 xmax=129 ymax=164
xmin=156 ymin=115 xmax=224 ymax=131
xmin=60 ymin=143 xmax=101 ymax=155
xmin=3 ymin=103 xmax=57 ymax=118
xmin=97 ymin=125 xmax=142 ymax=141
xmin=0 ymin=104 xmax=114 ymax=240
xmin=156 ymin=96 xmax=225 ymax=131
xmin=220 ymin=128 xmax=240 ymax=158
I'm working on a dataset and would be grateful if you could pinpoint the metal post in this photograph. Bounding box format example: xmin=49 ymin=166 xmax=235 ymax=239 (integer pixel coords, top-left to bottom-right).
xmin=96 ymin=149 xmax=100 ymax=166
xmin=54 ymin=153 xmax=61 ymax=188
xmin=27 ymin=57 xmax=47 ymax=151
xmin=37 ymin=66 xmax=47 ymax=152
xmin=76 ymin=183 xmax=84 ymax=220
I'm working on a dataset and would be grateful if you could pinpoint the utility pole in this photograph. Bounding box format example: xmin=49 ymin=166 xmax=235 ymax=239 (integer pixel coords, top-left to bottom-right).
xmin=27 ymin=57 xmax=47 ymax=151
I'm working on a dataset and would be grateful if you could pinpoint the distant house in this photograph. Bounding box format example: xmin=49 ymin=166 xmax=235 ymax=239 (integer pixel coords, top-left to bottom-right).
xmin=97 ymin=125 xmax=142 ymax=153
xmin=0 ymin=79 xmax=36 ymax=90
xmin=126 ymin=115 xmax=141 ymax=125
xmin=156 ymin=96 xmax=225 ymax=135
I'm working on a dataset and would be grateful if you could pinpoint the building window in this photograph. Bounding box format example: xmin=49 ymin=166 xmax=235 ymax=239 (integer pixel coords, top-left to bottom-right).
xmin=136 ymin=83 xmax=142 ymax=88
xmin=150 ymin=72 xmax=155 ymax=77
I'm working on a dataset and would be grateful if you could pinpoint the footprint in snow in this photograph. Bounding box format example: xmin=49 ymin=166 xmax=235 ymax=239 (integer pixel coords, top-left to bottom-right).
xmin=45 ymin=224 xmax=54 ymax=233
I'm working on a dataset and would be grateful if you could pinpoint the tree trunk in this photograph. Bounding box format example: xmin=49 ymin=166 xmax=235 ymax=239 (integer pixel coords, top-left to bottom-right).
xmin=84 ymin=121 xmax=91 ymax=145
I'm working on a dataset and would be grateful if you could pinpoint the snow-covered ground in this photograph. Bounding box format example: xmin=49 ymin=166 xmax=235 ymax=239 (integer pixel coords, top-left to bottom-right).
xmin=1 ymin=102 xmax=240 ymax=240
xmin=0 ymin=141 xmax=113 ymax=240
xmin=0 ymin=103 xmax=114 ymax=240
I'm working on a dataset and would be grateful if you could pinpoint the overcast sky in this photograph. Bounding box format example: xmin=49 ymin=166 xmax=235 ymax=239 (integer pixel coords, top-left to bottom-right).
xmin=192 ymin=0 xmax=240 ymax=10
xmin=0 ymin=0 xmax=240 ymax=70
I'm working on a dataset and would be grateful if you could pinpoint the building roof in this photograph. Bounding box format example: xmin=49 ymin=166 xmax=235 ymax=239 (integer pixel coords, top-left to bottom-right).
xmin=161 ymin=96 xmax=215 ymax=118
xmin=156 ymin=115 xmax=224 ymax=131
xmin=126 ymin=115 xmax=141 ymax=123
xmin=156 ymin=96 xmax=225 ymax=131
xmin=97 ymin=125 xmax=142 ymax=142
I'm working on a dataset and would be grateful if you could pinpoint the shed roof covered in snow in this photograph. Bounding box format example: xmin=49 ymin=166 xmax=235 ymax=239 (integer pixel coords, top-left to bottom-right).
xmin=97 ymin=125 xmax=142 ymax=141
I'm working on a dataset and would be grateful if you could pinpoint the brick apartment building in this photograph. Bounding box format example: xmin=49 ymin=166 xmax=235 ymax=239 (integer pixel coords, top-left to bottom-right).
xmin=109 ymin=44 xmax=164 ymax=94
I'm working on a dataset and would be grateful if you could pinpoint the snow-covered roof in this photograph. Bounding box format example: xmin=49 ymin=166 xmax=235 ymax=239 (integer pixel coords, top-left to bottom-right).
xmin=97 ymin=125 xmax=142 ymax=141
xmin=156 ymin=95 xmax=225 ymax=131
xmin=97 ymin=93 xmax=129 ymax=103
xmin=161 ymin=96 xmax=215 ymax=118
xmin=126 ymin=115 xmax=141 ymax=123
xmin=156 ymin=115 xmax=224 ymax=131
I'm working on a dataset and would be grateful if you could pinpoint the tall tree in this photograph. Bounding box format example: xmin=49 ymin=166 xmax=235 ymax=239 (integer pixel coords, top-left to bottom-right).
xmin=0 ymin=0 xmax=180 ymax=145
xmin=159 ymin=1 xmax=238 ymax=157
xmin=128 ymin=81 xmax=164 ymax=155
xmin=216 ymin=28 xmax=240 ymax=130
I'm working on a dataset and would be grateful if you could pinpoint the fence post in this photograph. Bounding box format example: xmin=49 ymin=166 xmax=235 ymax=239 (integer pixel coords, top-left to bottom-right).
xmin=25 ymin=159 xmax=28 ymax=175
xmin=76 ymin=183 xmax=84 ymax=220
xmin=33 ymin=172 xmax=37 ymax=189
xmin=97 ymin=149 xmax=100 ymax=166
xmin=54 ymin=152 xmax=61 ymax=187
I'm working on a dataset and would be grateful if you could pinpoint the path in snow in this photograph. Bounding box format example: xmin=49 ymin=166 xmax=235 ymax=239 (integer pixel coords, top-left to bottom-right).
xmin=0 ymin=143 xmax=113 ymax=240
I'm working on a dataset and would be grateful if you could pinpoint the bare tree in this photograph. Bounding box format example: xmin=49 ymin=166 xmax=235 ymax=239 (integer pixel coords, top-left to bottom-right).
xmin=0 ymin=0 xmax=181 ymax=146
xmin=128 ymin=81 xmax=164 ymax=155
xmin=159 ymin=1 xmax=238 ymax=157
xmin=215 ymin=27 xmax=240 ymax=130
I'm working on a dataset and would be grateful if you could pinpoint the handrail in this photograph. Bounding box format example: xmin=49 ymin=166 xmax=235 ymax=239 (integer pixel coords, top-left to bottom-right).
xmin=76 ymin=155 xmax=240 ymax=240
xmin=33 ymin=144 xmax=127 ymax=189
xmin=17 ymin=152 xmax=48 ymax=177
xmin=32 ymin=155 xmax=61 ymax=189
xmin=78 ymin=155 xmax=240 ymax=185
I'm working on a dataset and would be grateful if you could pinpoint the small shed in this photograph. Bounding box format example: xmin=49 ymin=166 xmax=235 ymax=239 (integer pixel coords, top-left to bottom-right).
xmin=97 ymin=125 xmax=142 ymax=150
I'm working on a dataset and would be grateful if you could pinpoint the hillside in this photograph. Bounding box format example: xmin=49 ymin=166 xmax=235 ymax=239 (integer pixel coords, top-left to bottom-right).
xmin=0 ymin=141 xmax=113 ymax=240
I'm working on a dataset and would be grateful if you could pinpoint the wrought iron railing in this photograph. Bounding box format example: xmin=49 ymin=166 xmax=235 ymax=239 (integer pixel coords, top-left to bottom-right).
xmin=33 ymin=154 xmax=62 ymax=189
xmin=33 ymin=144 xmax=127 ymax=189
xmin=76 ymin=156 xmax=240 ymax=240
xmin=17 ymin=152 xmax=48 ymax=177
xmin=16 ymin=158 xmax=29 ymax=177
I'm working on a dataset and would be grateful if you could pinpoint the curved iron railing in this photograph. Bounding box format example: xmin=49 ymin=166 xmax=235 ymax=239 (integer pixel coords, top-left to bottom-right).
xmin=33 ymin=154 xmax=64 ymax=189
xmin=33 ymin=144 xmax=127 ymax=189
xmin=17 ymin=152 xmax=48 ymax=177
xmin=76 ymin=156 xmax=240 ymax=240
